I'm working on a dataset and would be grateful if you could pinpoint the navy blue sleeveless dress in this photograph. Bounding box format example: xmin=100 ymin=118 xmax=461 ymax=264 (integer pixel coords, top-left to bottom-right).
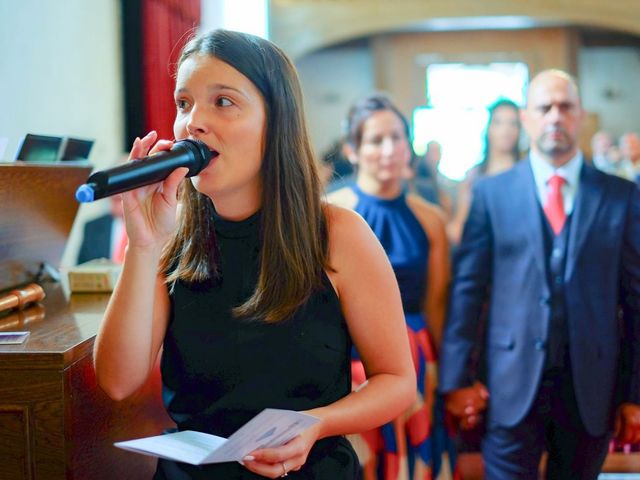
xmin=154 ymin=210 xmax=358 ymax=479
xmin=348 ymin=185 xmax=457 ymax=479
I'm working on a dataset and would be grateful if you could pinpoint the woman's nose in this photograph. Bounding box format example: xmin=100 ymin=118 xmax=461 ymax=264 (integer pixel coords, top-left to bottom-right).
xmin=381 ymin=137 xmax=394 ymax=156
xmin=186 ymin=105 xmax=209 ymax=136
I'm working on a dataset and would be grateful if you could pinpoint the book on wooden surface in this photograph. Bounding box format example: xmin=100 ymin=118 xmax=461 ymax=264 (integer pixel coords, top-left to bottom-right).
xmin=114 ymin=408 xmax=319 ymax=465
xmin=67 ymin=258 xmax=121 ymax=292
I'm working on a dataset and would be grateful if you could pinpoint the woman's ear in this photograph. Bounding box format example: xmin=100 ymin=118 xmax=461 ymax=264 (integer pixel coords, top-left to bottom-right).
xmin=342 ymin=143 xmax=358 ymax=166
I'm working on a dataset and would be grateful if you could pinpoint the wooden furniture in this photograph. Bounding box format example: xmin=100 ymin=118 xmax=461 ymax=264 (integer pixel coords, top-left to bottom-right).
xmin=0 ymin=163 xmax=94 ymax=291
xmin=0 ymin=162 xmax=174 ymax=479
xmin=0 ymin=282 xmax=174 ymax=480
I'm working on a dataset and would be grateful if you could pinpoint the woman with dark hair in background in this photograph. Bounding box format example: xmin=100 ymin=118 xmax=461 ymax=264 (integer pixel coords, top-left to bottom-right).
xmin=329 ymin=93 xmax=456 ymax=479
xmin=94 ymin=29 xmax=415 ymax=479
xmin=447 ymin=98 xmax=522 ymax=245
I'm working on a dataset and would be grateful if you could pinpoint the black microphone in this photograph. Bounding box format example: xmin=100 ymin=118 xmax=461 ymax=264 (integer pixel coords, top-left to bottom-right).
xmin=75 ymin=139 xmax=213 ymax=202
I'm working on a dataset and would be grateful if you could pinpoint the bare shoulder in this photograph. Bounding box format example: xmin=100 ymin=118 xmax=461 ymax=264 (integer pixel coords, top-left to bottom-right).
xmin=324 ymin=202 xmax=371 ymax=248
xmin=325 ymin=204 xmax=397 ymax=302
xmin=323 ymin=203 xmax=386 ymax=288
xmin=326 ymin=186 xmax=358 ymax=210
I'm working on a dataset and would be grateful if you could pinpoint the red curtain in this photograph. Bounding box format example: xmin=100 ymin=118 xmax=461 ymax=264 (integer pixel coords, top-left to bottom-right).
xmin=142 ymin=0 xmax=201 ymax=140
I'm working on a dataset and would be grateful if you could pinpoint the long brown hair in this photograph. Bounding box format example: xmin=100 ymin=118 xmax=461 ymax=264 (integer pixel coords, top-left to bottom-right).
xmin=159 ymin=29 xmax=328 ymax=323
xmin=479 ymin=98 xmax=522 ymax=173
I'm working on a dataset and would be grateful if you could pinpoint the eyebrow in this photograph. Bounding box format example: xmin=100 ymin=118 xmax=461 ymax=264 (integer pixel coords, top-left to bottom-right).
xmin=536 ymin=101 xmax=576 ymax=108
xmin=175 ymin=84 xmax=249 ymax=100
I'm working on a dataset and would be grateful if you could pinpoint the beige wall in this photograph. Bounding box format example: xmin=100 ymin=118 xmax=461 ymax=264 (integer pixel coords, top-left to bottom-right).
xmin=0 ymin=0 xmax=124 ymax=267
xmin=271 ymin=0 xmax=640 ymax=59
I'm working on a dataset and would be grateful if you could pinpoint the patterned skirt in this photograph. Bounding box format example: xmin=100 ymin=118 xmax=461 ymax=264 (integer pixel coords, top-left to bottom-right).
xmin=348 ymin=312 xmax=460 ymax=480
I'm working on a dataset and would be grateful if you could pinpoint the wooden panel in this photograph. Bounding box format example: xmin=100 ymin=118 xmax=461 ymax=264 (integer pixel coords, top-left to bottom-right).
xmin=0 ymin=368 xmax=63 ymax=479
xmin=0 ymin=283 xmax=174 ymax=479
xmin=65 ymin=353 xmax=174 ymax=480
xmin=604 ymin=452 xmax=640 ymax=472
xmin=32 ymin=394 xmax=65 ymax=479
xmin=0 ymin=406 xmax=32 ymax=480
xmin=0 ymin=163 xmax=92 ymax=292
xmin=581 ymin=112 xmax=600 ymax=160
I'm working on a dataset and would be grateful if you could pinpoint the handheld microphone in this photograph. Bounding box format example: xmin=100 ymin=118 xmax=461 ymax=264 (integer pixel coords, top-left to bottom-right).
xmin=75 ymin=139 xmax=213 ymax=202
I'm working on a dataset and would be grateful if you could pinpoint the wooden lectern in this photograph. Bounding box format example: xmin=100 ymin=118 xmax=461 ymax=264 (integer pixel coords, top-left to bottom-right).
xmin=0 ymin=163 xmax=174 ymax=479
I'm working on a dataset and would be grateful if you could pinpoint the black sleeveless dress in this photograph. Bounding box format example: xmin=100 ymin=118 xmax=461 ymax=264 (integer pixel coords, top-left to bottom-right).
xmin=154 ymin=210 xmax=358 ymax=479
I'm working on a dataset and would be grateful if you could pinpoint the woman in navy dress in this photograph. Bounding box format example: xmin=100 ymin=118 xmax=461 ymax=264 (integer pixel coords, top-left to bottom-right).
xmin=93 ymin=30 xmax=416 ymax=479
xmin=329 ymin=94 xmax=456 ymax=479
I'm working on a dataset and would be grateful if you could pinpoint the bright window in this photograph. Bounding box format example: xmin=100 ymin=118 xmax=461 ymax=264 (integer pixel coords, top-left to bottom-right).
xmin=413 ymin=62 xmax=528 ymax=180
xmin=201 ymin=0 xmax=269 ymax=39
xmin=222 ymin=0 xmax=269 ymax=39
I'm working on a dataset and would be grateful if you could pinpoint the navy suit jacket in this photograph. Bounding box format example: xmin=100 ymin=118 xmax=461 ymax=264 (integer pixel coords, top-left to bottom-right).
xmin=77 ymin=214 xmax=114 ymax=264
xmin=439 ymin=159 xmax=640 ymax=436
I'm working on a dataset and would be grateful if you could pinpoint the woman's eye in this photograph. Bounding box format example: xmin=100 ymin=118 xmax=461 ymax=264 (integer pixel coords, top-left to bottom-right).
xmin=176 ymin=99 xmax=190 ymax=110
xmin=216 ymin=97 xmax=233 ymax=107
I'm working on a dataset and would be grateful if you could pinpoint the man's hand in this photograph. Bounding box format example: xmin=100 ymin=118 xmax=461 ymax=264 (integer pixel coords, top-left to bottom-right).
xmin=614 ymin=403 xmax=640 ymax=444
xmin=444 ymin=381 xmax=490 ymax=430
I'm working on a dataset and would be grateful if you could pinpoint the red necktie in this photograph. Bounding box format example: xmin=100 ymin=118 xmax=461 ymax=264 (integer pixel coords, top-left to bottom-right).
xmin=544 ymin=174 xmax=567 ymax=235
xmin=112 ymin=227 xmax=128 ymax=264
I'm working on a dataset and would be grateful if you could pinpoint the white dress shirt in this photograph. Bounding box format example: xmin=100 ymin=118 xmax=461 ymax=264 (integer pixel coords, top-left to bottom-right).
xmin=529 ymin=151 xmax=583 ymax=215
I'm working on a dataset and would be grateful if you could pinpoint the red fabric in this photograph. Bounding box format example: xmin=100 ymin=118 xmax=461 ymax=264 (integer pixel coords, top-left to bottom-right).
xmin=415 ymin=328 xmax=437 ymax=363
xmin=407 ymin=407 xmax=431 ymax=446
xmin=543 ymin=174 xmax=567 ymax=234
xmin=383 ymin=452 xmax=400 ymax=479
xmin=362 ymin=427 xmax=385 ymax=456
xmin=142 ymin=0 xmax=201 ymax=140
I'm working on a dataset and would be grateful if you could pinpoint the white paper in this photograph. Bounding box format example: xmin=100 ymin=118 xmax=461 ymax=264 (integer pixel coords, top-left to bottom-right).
xmin=114 ymin=408 xmax=319 ymax=465
xmin=0 ymin=331 xmax=30 ymax=344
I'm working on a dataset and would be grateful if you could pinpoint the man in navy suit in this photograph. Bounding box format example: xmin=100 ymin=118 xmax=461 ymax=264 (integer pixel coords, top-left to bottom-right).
xmin=439 ymin=69 xmax=640 ymax=478
xmin=76 ymin=195 xmax=126 ymax=264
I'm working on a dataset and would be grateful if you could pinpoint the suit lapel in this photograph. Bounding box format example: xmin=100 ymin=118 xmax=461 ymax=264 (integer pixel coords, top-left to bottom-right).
xmin=566 ymin=164 xmax=603 ymax=279
xmin=519 ymin=160 xmax=548 ymax=281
